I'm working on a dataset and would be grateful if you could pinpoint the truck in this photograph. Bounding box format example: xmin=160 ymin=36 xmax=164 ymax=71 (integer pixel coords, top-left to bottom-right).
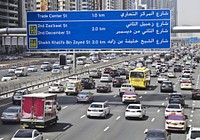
xmin=20 ymin=93 xmax=60 ymax=129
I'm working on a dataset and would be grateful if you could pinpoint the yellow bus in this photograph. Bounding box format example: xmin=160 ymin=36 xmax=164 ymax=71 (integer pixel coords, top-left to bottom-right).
xmin=129 ymin=67 xmax=151 ymax=89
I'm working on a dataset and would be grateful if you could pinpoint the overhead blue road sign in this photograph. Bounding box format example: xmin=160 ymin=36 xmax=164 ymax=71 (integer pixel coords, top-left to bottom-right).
xmin=27 ymin=10 xmax=171 ymax=50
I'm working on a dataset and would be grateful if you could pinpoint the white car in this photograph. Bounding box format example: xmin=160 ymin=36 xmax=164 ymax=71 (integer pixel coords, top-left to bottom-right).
xmin=122 ymin=91 xmax=138 ymax=103
xmin=41 ymin=62 xmax=51 ymax=70
xmin=53 ymin=61 xmax=60 ymax=67
xmin=119 ymin=83 xmax=135 ymax=97
xmin=165 ymin=114 xmax=188 ymax=132
xmin=180 ymin=80 xmax=193 ymax=90
xmin=100 ymin=74 xmax=112 ymax=82
xmin=167 ymin=71 xmax=176 ymax=78
xmin=1 ymin=74 xmax=17 ymax=82
xmin=11 ymin=129 xmax=43 ymax=140
xmin=180 ymin=73 xmax=192 ymax=83
xmin=8 ymin=66 xmax=17 ymax=73
xmin=51 ymin=67 xmax=61 ymax=74
xmin=186 ymin=127 xmax=200 ymax=140
xmin=87 ymin=102 xmax=110 ymax=118
xmin=157 ymin=73 xmax=169 ymax=83
xmin=27 ymin=65 xmax=37 ymax=72
xmin=125 ymin=104 xmax=146 ymax=119
xmin=66 ymin=76 xmax=81 ymax=82
xmin=165 ymin=104 xmax=184 ymax=117
xmin=49 ymin=82 xmax=65 ymax=93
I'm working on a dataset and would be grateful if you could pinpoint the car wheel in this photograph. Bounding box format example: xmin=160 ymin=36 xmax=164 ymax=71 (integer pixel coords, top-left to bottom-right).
xmin=125 ymin=117 xmax=129 ymax=120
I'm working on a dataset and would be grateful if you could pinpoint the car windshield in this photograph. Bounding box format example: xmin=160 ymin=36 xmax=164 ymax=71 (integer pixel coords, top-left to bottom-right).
xmin=147 ymin=131 xmax=165 ymax=138
xmin=130 ymin=72 xmax=144 ymax=78
xmin=167 ymin=115 xmax=184 ymax=120
xmin=102 ymin=74 xmax=108 ymax=77
xmin=182 ymin=75 xmax=190 ymax=78
xmin=51 ymin=83 xmax=59 ymax=86
xmin=67 ymin=83 xmax=75 ymax=87
xmin=128 ymin=105 xmax=140 ymax=109
xmin=5 ymin=108 xmax=19 ymax=113
xmin=14 ymin=130 xmax=32 ymax=138
xmin=4 ymin=74 xmax=13 ymax=77
xmin=191 ymin=131 xmax=200 ymax=139
xmin=15 ymin=92 xmax=24 ymax=96
xmin=90 ymin=104 xmax=102 ymax=108
xmin=167 ymin=104 xmax=180 ymax=109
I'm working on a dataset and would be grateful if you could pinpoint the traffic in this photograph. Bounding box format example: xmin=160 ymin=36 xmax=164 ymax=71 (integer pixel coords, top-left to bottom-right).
xmin=0 ymin=45 xmax=200 ymax=140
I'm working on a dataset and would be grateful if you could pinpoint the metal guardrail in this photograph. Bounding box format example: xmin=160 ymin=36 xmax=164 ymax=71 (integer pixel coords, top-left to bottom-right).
xmin=0 ymin=54 xmax=148 ymax=99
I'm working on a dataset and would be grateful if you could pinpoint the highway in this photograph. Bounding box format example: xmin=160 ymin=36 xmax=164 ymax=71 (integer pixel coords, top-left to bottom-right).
xmin=0 ymin=55 xmax=200 ymax=140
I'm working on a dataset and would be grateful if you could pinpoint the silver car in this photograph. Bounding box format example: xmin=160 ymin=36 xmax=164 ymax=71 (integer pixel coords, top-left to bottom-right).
xmin=76 ymin=91 xmax=94 ymax=103
xmin=1 ymin=106 xmax=21 ymax=124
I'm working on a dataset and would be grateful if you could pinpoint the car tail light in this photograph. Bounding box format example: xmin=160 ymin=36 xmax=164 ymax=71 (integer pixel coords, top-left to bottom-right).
xmin=180 ymin=122 xmax=185 ymax=125
xmin=166 ymin=121 xmax=170 ymax=124
xmin=126 ymin=110 xmax=130 ymax=112
xmin=88 ymin=109 xmax=91 ymax=111
xmin=137 ymin=110 xmax=142 ymax=112
xmin=85 ymin=96 xmax=89 ymax=99
xmin=166 ymin=110 xmax=170 ymax=112
xmin=99 ymin=110 xmax=103 ymax=112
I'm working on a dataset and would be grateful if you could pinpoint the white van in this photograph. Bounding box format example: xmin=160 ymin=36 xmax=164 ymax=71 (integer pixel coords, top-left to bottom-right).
xmin=15 ymin=67 xmax=28 ymax=77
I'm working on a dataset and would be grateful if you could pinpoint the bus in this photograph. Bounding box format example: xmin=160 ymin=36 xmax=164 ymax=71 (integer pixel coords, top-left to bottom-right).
xmin=129 ymin=67 xmax=151 ymax=89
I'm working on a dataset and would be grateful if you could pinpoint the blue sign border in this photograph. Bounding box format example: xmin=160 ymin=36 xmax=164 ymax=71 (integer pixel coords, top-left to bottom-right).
xmin=27 ymin=9 xmax=171 ymax=50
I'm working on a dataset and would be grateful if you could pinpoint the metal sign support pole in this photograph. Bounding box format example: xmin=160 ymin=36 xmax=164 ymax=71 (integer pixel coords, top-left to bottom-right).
xmin=73 ymin=49 xmax=76 ymax=73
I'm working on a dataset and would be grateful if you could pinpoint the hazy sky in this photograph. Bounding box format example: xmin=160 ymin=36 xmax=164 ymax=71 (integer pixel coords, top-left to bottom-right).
xmin=177 ymin=0 xmax=200 ymax=26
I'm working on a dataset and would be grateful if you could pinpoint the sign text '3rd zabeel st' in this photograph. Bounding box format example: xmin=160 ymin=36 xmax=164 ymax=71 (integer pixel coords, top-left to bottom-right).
xmin=27 ymin=10 xmax=170 ymax=50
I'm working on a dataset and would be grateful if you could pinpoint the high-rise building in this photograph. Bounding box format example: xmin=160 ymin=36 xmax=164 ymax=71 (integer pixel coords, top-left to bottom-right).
xmin=36 ymin=0 xmax=58 ymax=11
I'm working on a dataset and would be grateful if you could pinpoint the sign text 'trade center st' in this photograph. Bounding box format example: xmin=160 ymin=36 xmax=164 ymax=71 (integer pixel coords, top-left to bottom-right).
xmin=27 ymin=10 xmax=170 ymax=50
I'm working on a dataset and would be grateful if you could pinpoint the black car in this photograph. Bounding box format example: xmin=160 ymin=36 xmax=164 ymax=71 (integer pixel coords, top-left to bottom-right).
xmin=97 ymin=84 xmax=111 ymax=93
xmin=160 ymin=81 xmax=174 ymax=92
xmin=112 ymin=77 xmax=126 ymax=87
xmin=117 ymin=68 xmax=129 ymax=79
xmin=145 ymin=129 xmax=171 ymax=140
xmin=169 ymin=93 xmax=185 ymax=106
xmin=81 ymin=77 xmax=95 ymax=89
xmin=173 ymin=64 xmax=182 ymax=72
xmin=12 ymin=89 xmax=31 ymax=105
xmin=43 ymin=65 xmax=52 ymax=72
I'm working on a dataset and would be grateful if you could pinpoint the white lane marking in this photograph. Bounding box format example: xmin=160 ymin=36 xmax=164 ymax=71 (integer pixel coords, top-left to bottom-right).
xmin=165 ymin=97 xmax=168 ymax=100
xmin=175 ymin=82 xmax=178 ymax=85
xmin=157 ymin=109 xmax=160 ymax=113
xmin=144 ymin=129 xmax=148 ymax=134
xmin=116 ymin=116 xmax=121 ymax=120
xmin=104 ymin=126 xmax=109 ymax=132
xmin=145 ymin=92 xmax=147 ymax=94
xmin=63 ymin=125 xmax=71 ymax=130
xmin=189 ymin=119 xmax=193 ymax=122
xmin=196 ymin=71 xmax=200 ymax=88
xmin=162 ymin=103 xmax=165 ymax=106
xmin=193 ymin=101 xmax=196 ymax=103
xmin=191 ymin=110 xmax=194 ymax=113
xmin=62 ymin=106 xmax=68 ymax=109
xmin=151 ymin=118 xmax=155 ymax=122
xmin=80 ymin=115 xmax=86 ymax=119
xmin=190 ymin=115 xmax=193 ymax=117
xmin=139 ymin=96 xmax=142 ymax=99
xmin=0 ymin=138 xmax=4 ymax=140
xmin=113 ymin=95 xmax=117 ymax=98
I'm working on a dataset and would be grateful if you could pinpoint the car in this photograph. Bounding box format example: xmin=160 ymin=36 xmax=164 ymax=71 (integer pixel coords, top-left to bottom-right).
xmin=186 ymin=127 xmax=200 ymax=140
xmin=66 ymin=76 xmax=81 ymax=82
xmin=1 ymin=73 xmax=17 ymax=82
xmin=160 ymin=81 xmax=174 ymax=93
xmin=41 ymin=61 xmax=51 ymax=70
xmin=122 ymin=91 xmax=138 ymax=103
xmin=86 ymin=102 xmax=110 ymax=118
xmin=157 ymin=73 xmax=169 ymax=83
xmin=76 ymin=91 xmax=94 ymax=103
xmin=165 ymin=114 xmax=188 ymax=132
xmin=165 ymin=104 xmax=184 ymax=118
xmin=12 ymin=89 xmax=31 ymax=105
xmin=48 ymin=82 xmax=65 ymax=93
xmin=192 ymin=89 xmax=200 ymax=100
xmin=112 ymin=77 xmax=126 ymax=87
xmin=180 ymin=73 xmax=193 ymax=83
xmin=180 ymin=80 xmax=193 ymax=90
xmin=96 ymin=84 xmax=111 ymax=93
xmin=51 ymin=67 xmax=61 ymax=74
xmin=168 ymin=93 xmax=185 ymax=106
xmin=81 ymin=77 xmax=95 ymax=89
xmin=11 ymin=129 xmax=43 ymax=140
xmin=8 ymin=66 xmax=17 ymax=73
xmin=43 ymin=65 xmax=52 ymax=72
xmin=100 ymin=74 xmax=112 ymax=82
xmin=89 ymin=69 xmax=102 ymax=78
xmin=125 ymin=104 xmax=146 ymax=119
xmin=174 ymin=64 xmax=182 ymax=72
xmin=27 ymin=65 xmax=37 ymax=72
xmin=1 ymin=106 xmax=21 ymax=124
xmin=150 ymin=70 xmax=158 ymax=77
xmin=119 ymin=83 xmax=135 ymax=97
xmin=144 ymin=129 xmax=171 ymax=140
xmin=167 ymin=70 xmax=176 ymax=78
